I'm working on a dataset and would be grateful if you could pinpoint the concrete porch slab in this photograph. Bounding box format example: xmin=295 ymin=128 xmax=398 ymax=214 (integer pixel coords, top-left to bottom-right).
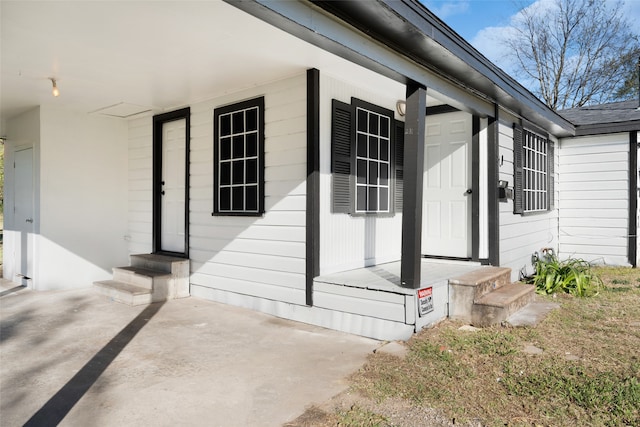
xmin=0 ymin=281 xmax=379 ymax=426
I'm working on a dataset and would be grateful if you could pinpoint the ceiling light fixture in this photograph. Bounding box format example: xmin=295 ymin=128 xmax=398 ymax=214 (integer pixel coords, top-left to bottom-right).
xmin=50 ymin=78 xmax=60 ymax=97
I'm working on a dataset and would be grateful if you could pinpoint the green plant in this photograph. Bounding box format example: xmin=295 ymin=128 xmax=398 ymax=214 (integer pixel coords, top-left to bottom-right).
xmin=530 ymin=253 xmax=602 ymax=297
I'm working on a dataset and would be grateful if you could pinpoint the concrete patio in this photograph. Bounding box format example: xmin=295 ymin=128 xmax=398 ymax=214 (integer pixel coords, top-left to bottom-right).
xmin=0 ymin=280 xmax=380 ymax=426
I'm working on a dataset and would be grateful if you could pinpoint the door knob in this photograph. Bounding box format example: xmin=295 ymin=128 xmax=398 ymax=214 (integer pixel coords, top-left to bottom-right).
xmin=465 ymin=189 xmax=472 ymax=194
xmin=26 ymin=218 xmax=34 ymax=223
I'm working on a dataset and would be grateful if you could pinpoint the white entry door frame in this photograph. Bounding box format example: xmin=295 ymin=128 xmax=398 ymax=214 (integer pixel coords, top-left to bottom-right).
xmin=422 ymin=110 xmax=473 ymax=259
xmin=14 ymin=147 xmax=35 ymax=285
xmin=152 ymin=108 xmax=190 ymax=257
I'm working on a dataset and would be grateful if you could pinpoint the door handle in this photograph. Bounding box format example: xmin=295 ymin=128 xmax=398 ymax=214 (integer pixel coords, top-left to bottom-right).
xmin=465 ymin=189 xmax=472 ymax=195
xmin=26 ymin=218 xmax=34 ymax=223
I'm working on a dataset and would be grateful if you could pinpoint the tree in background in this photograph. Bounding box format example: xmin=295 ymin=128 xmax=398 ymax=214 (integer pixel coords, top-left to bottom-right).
xmin=505 ymin=0 xmax=639 ymax=110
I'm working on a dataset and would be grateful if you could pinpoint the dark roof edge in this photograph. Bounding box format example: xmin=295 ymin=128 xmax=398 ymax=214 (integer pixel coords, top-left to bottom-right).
xmin=574 ymin=121 xmax=640 ymax=136
xmin=313 ymin=0 xmax=574 ymax=137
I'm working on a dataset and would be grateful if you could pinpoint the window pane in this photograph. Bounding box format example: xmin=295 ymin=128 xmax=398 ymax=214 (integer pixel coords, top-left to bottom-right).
xmin=357 ymin=109 xmax=368 ymax=132
xmin=246 ymin=185 xmax=258 ymax=211
xmin=220 ymin=137 xmax=232 ymax=160
xmin=380 ymin=163 xmax=389 ymax=185
xmin=369 ymin=161 xmax=378 ymax=184
xmin=357 ymin=159 xmax=367 ymax=184
xmin=232 ymin=186 xmax=244 ymax=211
xmin=357 ymin=133 xmax=367 ymax=157
xmin=232 ymin=111 xmax=244 ymax=134
xmin=379 ymin=116 xmax=389 ymax=138
xmin=246 ymin=133 xmax=258 ymax=157
xmin=245 ymin=108 xmax=258 ymax=132
xmin=220 ymin=162 xmax=231 ymax=185
xmin=246 ymin=159 xmax=258 ymax=184
xmin=379 ymin=139 xmax=389 ymax=161
xmin=233 ymin=135 xmax=244 ymax=158
xmin=369 ymin=114 xmax=379 ymax=134
xmin=379 ymin=187 xmax=389 ymax=211
xmin=357 ymin=186 xmax=367 ymax=211
xmin=219 ymin=187 xmax=231 ymax=211
xmin=368 ymin=187 xmax=378 ymax=211
xmin=232 ymin=160 xmax=244 ymax=184
xmin=220 ymin=114 xmax=232 ymax=136
xmin=369 ymin=137 xmax=378 ymax=160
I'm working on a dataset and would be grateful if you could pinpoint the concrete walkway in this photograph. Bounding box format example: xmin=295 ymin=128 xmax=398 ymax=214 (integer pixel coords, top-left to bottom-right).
xmin=0 ymin=280 xmax=380 ymax=426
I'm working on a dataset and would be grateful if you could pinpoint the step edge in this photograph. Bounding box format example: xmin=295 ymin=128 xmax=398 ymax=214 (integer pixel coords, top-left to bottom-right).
xmin=474 ymin=284 xmax=535 ymax=308
xmin=449 ymin=267 xmax=512 ymax=286
xmin=94 ymin=280 xmax=152 ymax=295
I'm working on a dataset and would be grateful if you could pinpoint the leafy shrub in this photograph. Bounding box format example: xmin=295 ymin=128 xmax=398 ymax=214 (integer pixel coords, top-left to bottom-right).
xmin=530 ymin=252 xmax=601 ymax=297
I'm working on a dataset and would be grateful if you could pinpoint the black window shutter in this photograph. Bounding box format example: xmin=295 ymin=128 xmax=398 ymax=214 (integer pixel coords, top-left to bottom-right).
xmin=394 ymin=120 xmax=404 ymax=212
xmin=513 ymin=123 xmax=524 ymax=215
xmin=548 ymin=141 xmax=555 ymax=210
xmin=331 ymin=99 xmax=352 ymax=213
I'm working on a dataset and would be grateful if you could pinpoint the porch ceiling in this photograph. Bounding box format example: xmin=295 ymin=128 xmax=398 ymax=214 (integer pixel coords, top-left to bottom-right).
xmin=0 ymin=1 xmax=441 ymax=126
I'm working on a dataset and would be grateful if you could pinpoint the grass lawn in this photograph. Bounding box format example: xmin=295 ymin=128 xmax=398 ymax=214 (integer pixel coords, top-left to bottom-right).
xmin=299 ymin=266 xmax=640 ymax=426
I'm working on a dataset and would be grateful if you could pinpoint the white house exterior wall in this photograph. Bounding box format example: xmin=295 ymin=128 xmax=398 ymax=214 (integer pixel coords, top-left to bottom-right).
xmin=127 ymin=74 xmax=309 ymax=307
xmin=318 ymin=73 xmax=405 ymax=275
xmin=498 ymin=118 xmax=559 ymax=281
xmin=558 ymin=133 xmax=631 ymax=265
xmin=4 ymin=106 xmax=129 ymax=289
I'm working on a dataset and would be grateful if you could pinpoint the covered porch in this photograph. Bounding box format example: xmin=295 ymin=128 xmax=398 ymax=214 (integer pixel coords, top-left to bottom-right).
xmin=313 ymin=259 xmax=534 ymax=340
xmin=313 ymin=259 xmax=483 ymax=339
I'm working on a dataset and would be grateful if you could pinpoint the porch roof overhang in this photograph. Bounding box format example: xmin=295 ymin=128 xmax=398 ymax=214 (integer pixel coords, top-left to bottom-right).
xmin=232 ymin=0 xmax=575 ymax=138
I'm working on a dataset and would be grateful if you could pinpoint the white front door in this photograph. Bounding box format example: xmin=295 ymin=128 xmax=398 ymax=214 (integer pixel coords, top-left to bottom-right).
xmin=422 ymin=111 xmax=472 ymax=258
xmin=160 ymin=119 xmax=187 ymax=254
xmin=14 ymin=147 xmax=35 ymax=284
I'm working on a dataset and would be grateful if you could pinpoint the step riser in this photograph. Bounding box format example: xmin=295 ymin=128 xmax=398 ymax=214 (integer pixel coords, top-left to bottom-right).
xmin=130 ymin=257 xmax=172 ymax=274
xmin=113 ymin=268 xmax=154 ymax=289
xmin=94 ymin=282 xmax=153 ymax=306
xmin=472 ymin=291 xmax=535 ymax=327
xmin=473 ymin=271 xmax=512 ymax=300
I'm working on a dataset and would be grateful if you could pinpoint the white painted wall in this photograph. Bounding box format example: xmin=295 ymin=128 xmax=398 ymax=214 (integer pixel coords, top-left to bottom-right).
xmin=37 ymin=107 xmax=129 ymax=289
xmin=190 ymin=76 xmax=308 ymax=305
xmin=127 ymin=74 xmax=310 ymax=306
xmin=558 ymin=133 xmax=631 ymax=266
xmin=319 ymin=73 xmax=405 ymax=275
xmin=4 ymin=107 xmax=129 ymax=289
xmin=497 ymin=118 xmax=559 ymax=281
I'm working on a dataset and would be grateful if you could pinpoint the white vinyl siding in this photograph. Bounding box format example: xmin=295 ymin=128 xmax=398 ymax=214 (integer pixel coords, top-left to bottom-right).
xmin=127 ymin=74 xmax=308 ymax=305
xmin=320 ymin=73 xmax=405 ymax=274
xmin=498 ymin=119 xmax=559 ymax=281
xmin=127 ymin=116 xmax=154 ymax=254
xmin=558 ymin=133 xmax=631 ymax=265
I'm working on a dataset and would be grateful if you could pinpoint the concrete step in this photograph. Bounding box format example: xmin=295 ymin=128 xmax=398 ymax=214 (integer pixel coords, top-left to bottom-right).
xmin=130 ymin=253 xmax=188 ymax=275
xmin=449 ymin=266 xmax=512 ymax=321
xmin=450 ymin=266 xmax=512 ymax=299
xmin=506 ymin=298 xmax=560 ymax=327
xmin=471 ymin=283 xmax=535 ymax=327
xmin=93 ymin=280 xmax=153 ymax=306
xmin=113 ymin=266 xmax=172 ymax=290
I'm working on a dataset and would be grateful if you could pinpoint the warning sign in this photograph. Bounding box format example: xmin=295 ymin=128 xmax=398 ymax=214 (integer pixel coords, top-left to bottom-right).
xmin=418 ymin=287 xmax=434 ymax=317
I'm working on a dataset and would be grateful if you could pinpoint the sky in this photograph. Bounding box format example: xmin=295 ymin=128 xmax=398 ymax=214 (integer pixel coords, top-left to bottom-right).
xmin=421 ymin=0 xmax=640 ymax=76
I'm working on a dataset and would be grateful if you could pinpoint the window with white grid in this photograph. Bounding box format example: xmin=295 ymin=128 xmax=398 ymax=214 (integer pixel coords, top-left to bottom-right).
xmin=213 ymin=97 xmax=264 ymax=216
xmin=355 ymin=106 xmax=391 ymax=213
xmin=523 ymin=130 xmax=548 ymax=213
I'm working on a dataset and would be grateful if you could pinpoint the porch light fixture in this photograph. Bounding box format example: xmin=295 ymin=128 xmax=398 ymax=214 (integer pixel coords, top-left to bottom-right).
xmin=50 ymin=78 xmax=60 ymax=97
xmin=396 ymin=100 xmax=406 ymax=117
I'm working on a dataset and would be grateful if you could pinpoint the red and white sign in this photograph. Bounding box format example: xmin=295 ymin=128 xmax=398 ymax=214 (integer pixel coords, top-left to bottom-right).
xmin=418 ymin=287 xmax=434 ymax=317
